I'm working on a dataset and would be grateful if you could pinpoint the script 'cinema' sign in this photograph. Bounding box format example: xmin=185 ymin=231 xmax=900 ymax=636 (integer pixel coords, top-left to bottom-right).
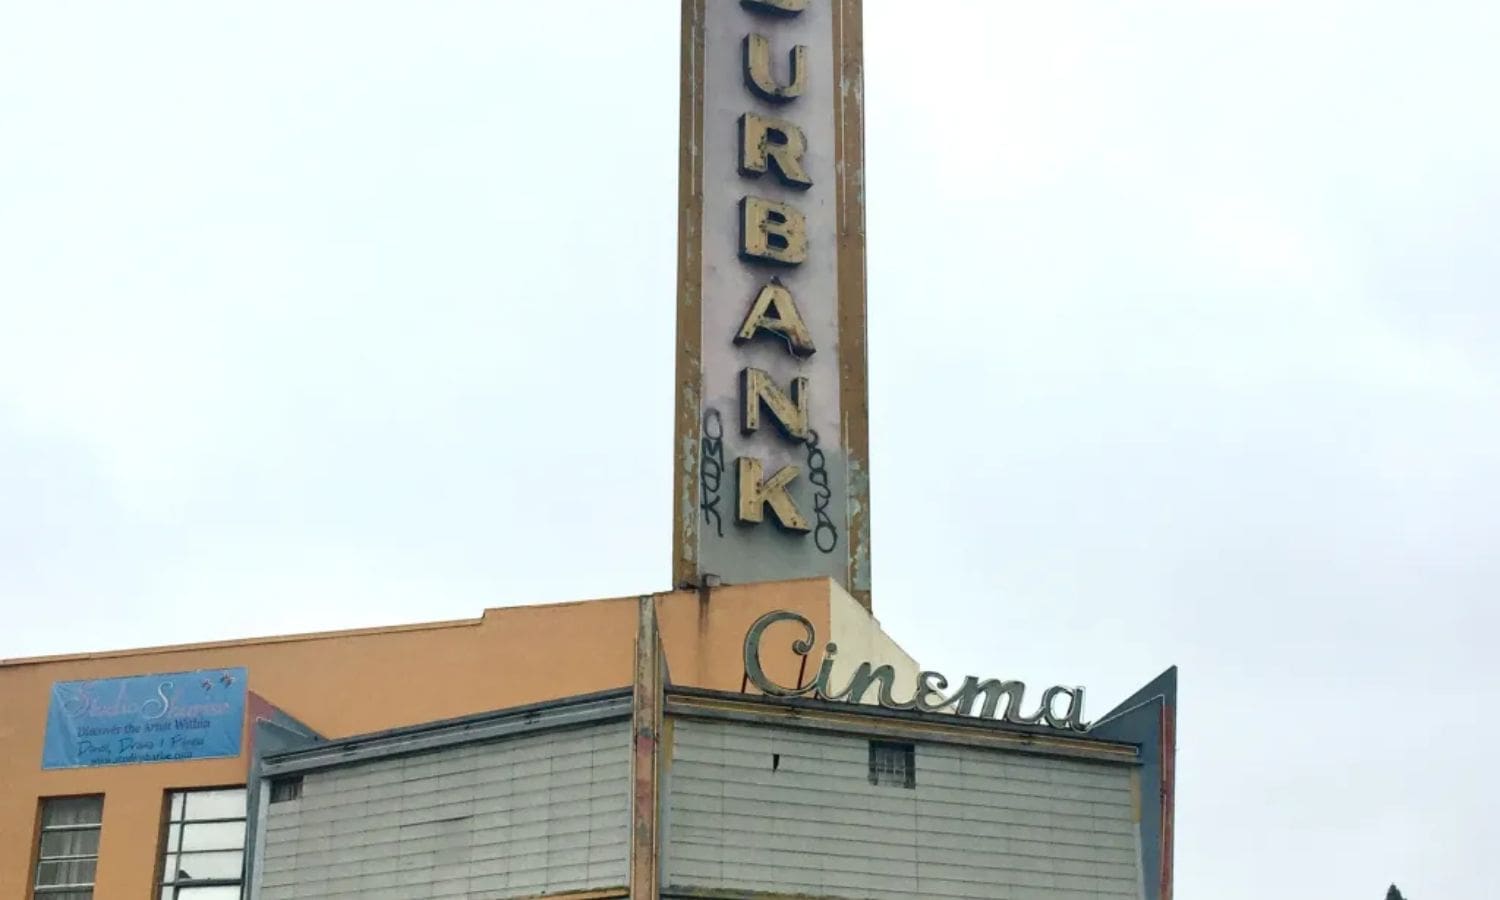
xmin=674 ymin=0 xmax=872 ymax=607
xmin=742 ymin=611 xmax=1091 ymax=732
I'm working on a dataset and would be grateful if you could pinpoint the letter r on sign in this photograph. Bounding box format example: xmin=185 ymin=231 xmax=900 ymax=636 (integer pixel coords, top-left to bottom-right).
xmin=739 ymin=113 xmax=812 ymax=190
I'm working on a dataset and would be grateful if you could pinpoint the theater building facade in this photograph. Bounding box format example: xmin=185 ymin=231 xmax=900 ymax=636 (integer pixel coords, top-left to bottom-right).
xmin=1 ymin=581 xmax=1174 ymax=900
xmin=5 ymin=3 xmax=1180 ymax=898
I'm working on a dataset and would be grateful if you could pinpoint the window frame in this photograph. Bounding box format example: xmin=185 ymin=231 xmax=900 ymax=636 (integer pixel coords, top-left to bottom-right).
xmin=157 ymin=786 xmax=248 ymax=900
xmin=268 ymin=776 xmax=302 ymax=804
xmin=868 ymin=739 xmax=916 ymax=789
xmin=33 ymin=794 xmax=105 ymax=899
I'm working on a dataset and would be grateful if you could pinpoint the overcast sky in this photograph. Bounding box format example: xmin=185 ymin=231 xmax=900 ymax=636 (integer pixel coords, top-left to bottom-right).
xmin=2 ymin=1 xmax=1495 ymax=897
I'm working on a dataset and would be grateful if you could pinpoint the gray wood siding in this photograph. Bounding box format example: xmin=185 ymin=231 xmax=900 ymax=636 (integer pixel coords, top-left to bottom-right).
xmin=258 ymin=721 xmax=629 ymax=899
xmin=664 ymin=719 xmax=1142 ymax=900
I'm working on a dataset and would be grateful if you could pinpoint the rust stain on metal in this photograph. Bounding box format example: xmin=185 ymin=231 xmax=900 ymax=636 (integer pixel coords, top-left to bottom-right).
xmin=668 ymin=693 xmax=1139 ymax=764
xmin=833 ymin=0 xmax=872 ymax=608
xmin=673 ymin=0 xmax=708 ymax=589
xmin=1160 ymin=697 xmax=1177 ymax=900
xmin=1130 ymin=769 xmax=1143 ymax=823
xmin=847 ymin=457 xmax=871 ymax=592
xmin=660 ymin=715 xmax=676 ymax=785
xmin=629 ymin=595 xmax=665 ymax=899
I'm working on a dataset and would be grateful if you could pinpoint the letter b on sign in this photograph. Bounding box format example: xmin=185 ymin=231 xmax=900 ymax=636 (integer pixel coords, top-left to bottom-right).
xmin=740 ymin=196 xmax=807 ymax=266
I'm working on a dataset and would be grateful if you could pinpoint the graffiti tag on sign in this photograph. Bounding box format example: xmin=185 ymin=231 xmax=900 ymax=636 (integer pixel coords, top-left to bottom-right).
xmin=701 ymin=409 xmax=727 ymax=538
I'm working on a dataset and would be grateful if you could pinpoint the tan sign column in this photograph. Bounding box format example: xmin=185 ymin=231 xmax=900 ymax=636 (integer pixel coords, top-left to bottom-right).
xmin=674 ymin=0 xmax=871 ymax=609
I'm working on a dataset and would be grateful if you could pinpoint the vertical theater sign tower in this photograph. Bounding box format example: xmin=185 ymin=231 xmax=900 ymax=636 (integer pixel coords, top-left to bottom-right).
xmin=674 ymin=0 xmax=872 ymax=607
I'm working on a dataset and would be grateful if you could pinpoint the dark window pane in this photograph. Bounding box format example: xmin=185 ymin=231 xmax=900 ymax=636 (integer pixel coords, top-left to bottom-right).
xmin=868 ymin=740 xmax=916 ymax=789
xmin=36 ymin=857 xmax=97 ymax=886
xmin=35 ymin=798 xmax=100 ymax=897
xmin=269 ymin=778 xmax=302 ymax=803
xmin=40 ymin=829 xmax=100 ymax=859
xmin=41 ymin=797 xmax=103 ymax=828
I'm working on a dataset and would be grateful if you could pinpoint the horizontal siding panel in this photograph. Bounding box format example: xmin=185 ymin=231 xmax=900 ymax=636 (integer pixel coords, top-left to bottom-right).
xmin=665 ymin=719 xmax=1143 ymax=900
xmin=258 ymin=721 xmax=630 ymax=899
xmin=670 ymin=783 xmax=1131 ymax=845
xmin=667 ymin=820 xmax=1138 ymax=871
xmin=672 ymin=760 xmax=1135 ymax=814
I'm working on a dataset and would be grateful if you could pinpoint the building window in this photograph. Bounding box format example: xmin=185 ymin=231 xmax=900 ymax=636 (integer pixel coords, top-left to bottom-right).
xmin=159 ymin=788 xmax=247 ymax=900
xmin=34 ymin=795 xmax=104 ymax=899
xmin=268 ymin=777 xmax=302 ymax=804
xmin=868 ymin=740 xmax=915 ymax=788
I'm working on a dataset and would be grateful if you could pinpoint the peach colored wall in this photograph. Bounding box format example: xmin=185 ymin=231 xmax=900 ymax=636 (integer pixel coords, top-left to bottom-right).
xmin=0 ymin=579 xmax=834 ymax=900
xmin=655 ymin=579 xmax=832 ymax=691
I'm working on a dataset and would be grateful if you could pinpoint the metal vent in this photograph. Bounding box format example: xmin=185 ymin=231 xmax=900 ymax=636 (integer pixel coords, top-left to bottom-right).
xmin=868 ymin=740 xmax=915 ymax=788
xmin=269 ymin=777 xmax=303 ymax=803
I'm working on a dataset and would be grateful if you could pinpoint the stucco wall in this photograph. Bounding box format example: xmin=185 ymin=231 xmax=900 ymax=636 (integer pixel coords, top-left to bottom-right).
xmin=0 ymin=578 xmax=838 ymax=899
xmin=827 ymin=580 xmax=920 ymax=704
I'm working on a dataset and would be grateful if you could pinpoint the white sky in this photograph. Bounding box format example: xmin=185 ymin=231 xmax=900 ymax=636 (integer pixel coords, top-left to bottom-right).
xmin=2 ymin=2 xmax=1496 ymax=897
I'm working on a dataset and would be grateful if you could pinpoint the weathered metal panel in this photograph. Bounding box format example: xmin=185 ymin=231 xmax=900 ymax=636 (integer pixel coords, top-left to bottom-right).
xmin=258 ymin=722 xmax=631 ymax=899
xmin=665 ymin=690 xmax=1139 ymax=766
xmin=258 ymin=689 xmax=633 ymax=778
xmin=831 ymin=0 xmax=871 ymax=608
xmin=663 ymin=718 xmax=1143 ymax=899
xmin=1088 ymin=666 xmax=1178 ymax=900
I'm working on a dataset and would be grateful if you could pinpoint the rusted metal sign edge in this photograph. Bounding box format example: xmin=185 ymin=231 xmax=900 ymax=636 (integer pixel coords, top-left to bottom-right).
xmin=629 ymin=595 xmax=666 ymax=899
xmin=664 ymin=689 xmax=1140 ymax=765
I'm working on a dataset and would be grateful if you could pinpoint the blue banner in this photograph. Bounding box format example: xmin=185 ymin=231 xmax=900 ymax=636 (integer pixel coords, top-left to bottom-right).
xmin=42 ymin=667 xmax=247 ymax=769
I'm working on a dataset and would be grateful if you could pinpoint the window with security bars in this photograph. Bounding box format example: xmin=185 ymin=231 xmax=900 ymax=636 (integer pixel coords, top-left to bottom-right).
xmin=158 ymin=788 xmax=247 ymax=900
xmin=34 ymin=795 xmax=104 ymax=899
xmin=268 ymin=777 xmax=302 ymax=804
xmin=868 ymin=740 xmax=916 ymax=788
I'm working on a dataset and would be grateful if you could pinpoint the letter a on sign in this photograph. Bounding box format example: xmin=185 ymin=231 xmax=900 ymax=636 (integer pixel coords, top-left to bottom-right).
xmin=735 ymin=281 xmax=815 ymax=356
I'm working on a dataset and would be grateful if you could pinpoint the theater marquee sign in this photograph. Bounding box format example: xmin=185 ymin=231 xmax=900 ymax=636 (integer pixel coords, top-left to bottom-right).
xmin=743 ymin=611 xmax=1091 ymax=732
xmin=674 ymin=0 xmax=872 ymax=607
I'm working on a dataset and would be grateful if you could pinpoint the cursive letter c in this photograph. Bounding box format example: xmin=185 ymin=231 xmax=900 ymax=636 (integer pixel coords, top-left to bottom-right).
xmin=743 ymin=610 xmax=818 ymax=697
